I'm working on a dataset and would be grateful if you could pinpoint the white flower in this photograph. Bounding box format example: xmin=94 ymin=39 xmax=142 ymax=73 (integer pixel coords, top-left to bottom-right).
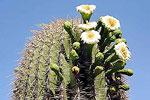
xmin=78 ymin=22 xmax=97 ymax=30
xmin=80 ymin=30 xmax=100 ymax=44
xmin=76 ymin=5 xmax=96 ymax=14
xmin=114 ymin=42 xmax=131 ymax=60
xmin=101 ymin=15 xmax=120 ymax=30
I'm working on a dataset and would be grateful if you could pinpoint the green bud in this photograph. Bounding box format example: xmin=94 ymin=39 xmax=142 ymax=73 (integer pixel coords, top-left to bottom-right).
xmin=109 ymin=87 xmax=116 ymax=93
xmin=115 ymin=38 xmax=127 ymax=45
xmin=117 ymin=69 xmax=134 ymax=76
xmin=14 ymin=67 xmax=19 ymax=73
xmin=119 ymin=84 xmax=130 ymax=91
xmin=70 ymin=49 xmax=79 ymax=61
xmin=64 ymin=21 xmax=72 ymax=30
xmin=73 ymin=42 xmax=80 ymax=50
xmin=95 ymin=52 xmax=104 ymax=62
xmin=50 ymin=64 xmax=62 ymax=78
xmin=64 ymin=21 xmax=75 ymax=42
xmin=93 ymin=66 xmax=103 ymax=77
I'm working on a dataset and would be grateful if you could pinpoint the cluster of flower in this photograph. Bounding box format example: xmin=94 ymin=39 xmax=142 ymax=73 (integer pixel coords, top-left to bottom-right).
xmin=76 ymin=5 xmax=131 ymax=61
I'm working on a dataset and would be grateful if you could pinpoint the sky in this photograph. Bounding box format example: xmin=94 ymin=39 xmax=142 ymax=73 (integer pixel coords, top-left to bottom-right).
xmin=0 ymin=0 xmax=150 ymax=100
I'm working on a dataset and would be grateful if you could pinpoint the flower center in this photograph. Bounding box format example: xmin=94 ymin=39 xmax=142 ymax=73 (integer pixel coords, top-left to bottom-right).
xmin=82 ymin=5 xmax=90 ymax=10
xmin=121 ymin=47 xmax=127 ymax=58
xmin=87 ymin=32 xmax=95 ymax=39
xmin=107 ymin=18 xmax=117 ymax=27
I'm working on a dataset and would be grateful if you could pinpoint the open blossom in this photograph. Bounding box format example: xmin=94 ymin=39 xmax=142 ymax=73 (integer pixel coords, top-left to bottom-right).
xmin=101 ymin=15 xmax=120 ymax=30
xmin=78 ymin=22 xmax=97 ymax=30
xmin=114 ymin=42 xmax=131 ymax=60
xmin=80 ymin=30 xmax=100 ymax=44
xmin=76 ymin=5 xmax=96 ymax=14
xmin=76 ymin=5 xmax=96 ymax=21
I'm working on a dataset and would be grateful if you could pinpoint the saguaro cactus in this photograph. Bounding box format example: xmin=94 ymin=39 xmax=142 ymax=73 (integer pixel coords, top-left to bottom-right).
xmin=12 ymin=5 xmax=133 ymax=100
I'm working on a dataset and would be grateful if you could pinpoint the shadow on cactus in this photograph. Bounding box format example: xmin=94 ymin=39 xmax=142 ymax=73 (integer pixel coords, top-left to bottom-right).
xmin=12 ymin=4 xmax=133 ymax=100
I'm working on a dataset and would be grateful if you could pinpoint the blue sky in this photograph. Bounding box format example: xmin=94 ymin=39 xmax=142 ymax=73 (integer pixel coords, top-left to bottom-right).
xmin=0 ymin=0 xmax=150 ymax=99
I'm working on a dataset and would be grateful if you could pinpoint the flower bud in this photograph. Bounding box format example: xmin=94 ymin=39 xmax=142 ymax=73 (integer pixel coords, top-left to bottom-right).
xmin=95 ymin=52 xmax=104 ymax=62
xmin=72 ymin=66 xmax=80 ymax=74
xmin=50 ymin=64 xmax=62 ymax=78
xmin=93 ymin=66 xmax=103 ymax=77
xmin=119 ymin=84 xmax=130 ymax=91
xmin=70 ymin=49 xmax=79 ymax=61
xmin=115 ymin=38 xmax=127 ymax=45
xmin=117 ymin=69 xmax=133 ymax=76
xmin=109 ymin=86 xmax=116 ymax=93
xmin=73 ymin=42 xmax=80 ymax=50
xmin=64 ymin=21 xmax=75 ymax=42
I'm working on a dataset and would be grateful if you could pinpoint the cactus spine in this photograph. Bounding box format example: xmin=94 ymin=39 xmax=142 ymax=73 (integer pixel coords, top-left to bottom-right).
xmin=12 ymin=5 xmax=133 ymax=100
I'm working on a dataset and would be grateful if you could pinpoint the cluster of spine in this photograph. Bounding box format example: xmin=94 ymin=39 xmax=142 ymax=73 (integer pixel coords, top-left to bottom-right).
xmin=12 ymin=4 xmax=133 ymax=100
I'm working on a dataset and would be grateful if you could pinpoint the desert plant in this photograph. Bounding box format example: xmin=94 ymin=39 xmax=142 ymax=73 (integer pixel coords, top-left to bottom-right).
xmin=12 ymin=5 xmax=133 ymax=100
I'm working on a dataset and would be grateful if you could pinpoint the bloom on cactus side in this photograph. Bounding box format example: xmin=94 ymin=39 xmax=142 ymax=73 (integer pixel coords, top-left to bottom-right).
xmin=78 ymin=22 xmax=97 ymax=30
xmin=76 ymin=5 xmax=96 ymax=22
xmin=101 ymin=15 xmax=120 ymax=30
xmin=80 ymin=30 xmax=100 ymax=44
xmin=114 ymin=42 xmax=131 ymax=60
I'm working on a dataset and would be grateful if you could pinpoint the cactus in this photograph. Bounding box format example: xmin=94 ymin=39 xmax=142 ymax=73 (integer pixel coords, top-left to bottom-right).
xmin=12 ymin=5 xmax=133 ymax=100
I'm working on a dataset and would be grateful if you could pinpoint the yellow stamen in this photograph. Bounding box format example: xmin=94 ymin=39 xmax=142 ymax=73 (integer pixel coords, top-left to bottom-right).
xmin=121 ymin=47 xmax=127 ymax=58
xmin=82 ymin=5 xmax=90 ymax=10
xmin=107 ymin=18 xmax=117 ymax=27
xmin=87 ymin=32 xmax=95 ymax=39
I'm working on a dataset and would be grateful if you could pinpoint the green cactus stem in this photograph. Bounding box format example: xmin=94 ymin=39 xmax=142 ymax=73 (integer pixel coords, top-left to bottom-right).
xmin=12 ymin=4 xmax=133 ymax=100
xmin=106 ymin=59 xmax=126 ymax=75
xmin=104 ymin=53 xmax=118 ymax=65
xmin=96 ymin=16 xmax=102 ymax=31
